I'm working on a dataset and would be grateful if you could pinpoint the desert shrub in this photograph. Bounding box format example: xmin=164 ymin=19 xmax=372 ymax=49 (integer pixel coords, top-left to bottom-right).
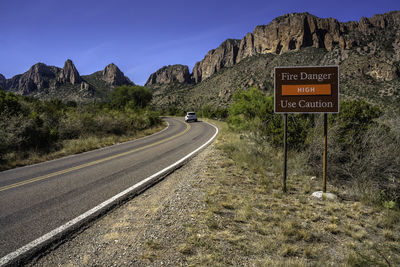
xmin=0 ymin=91 xmax=162 ymax=170
xmin=306 ymin=100 xmax=400 ymax=204
xmin=110 ymin=85 xmax=152 ymax=109
xmin=226 ymin=89 xmax=399 ymax=204
xmin=1 ymin=93 xmax=61 ymax=155
xmin=228 ymin=87 xmax=314 ymax=149
xmin=328 ymin=100 xmax=382 ymax=148
xmin=0 ymin=114 xmax=27 ymax=159
xmin=0 ymin=90 xmax=22 ymax=115
xmin=198 ymin=105 xmax=228 ymax=119
xmin=59 ymin=107 xmax=161 ymax=138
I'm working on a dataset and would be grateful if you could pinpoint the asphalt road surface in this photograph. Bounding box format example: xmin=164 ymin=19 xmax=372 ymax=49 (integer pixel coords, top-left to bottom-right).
xmin=0 ymin=117 xmax=217 ymax=263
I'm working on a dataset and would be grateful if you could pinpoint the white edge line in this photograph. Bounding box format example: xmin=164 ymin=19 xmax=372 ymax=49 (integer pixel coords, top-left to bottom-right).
xmin=0 ymin=121 xmax=218 ymax=266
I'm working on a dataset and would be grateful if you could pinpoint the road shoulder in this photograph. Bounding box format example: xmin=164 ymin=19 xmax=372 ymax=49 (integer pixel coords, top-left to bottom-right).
xmin=28 ymin=143 xmax=217 ymax=266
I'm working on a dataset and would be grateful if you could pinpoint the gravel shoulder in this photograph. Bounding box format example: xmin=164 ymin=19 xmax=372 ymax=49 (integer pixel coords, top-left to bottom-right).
xmin=26 ymin=143 xmax=217 ymax=266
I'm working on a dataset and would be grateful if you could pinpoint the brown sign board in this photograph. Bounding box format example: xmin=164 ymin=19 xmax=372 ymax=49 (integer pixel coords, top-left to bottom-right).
xmin=274 ymin=66 xmax=339 ymax=113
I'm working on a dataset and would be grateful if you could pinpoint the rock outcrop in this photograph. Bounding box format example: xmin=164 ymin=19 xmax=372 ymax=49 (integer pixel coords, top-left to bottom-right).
xmin=189 ymin=11 xmax=400 ymax=83
xmin=57 ymin=59 xmax=82 ymax=85
xmin=146 ymin=65 xmax=192 ymax=86
xmin=102 ymin=63 xmax=132 ymax=86
xmin=7 ymin=63 xmax=59 ymax=95
xmin=80 ymin=81 xmax=90 ymax=91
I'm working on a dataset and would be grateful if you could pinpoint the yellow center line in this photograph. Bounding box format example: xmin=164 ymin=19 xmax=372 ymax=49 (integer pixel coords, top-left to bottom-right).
xmin=0 ymin=120 xmax=191 ymax=193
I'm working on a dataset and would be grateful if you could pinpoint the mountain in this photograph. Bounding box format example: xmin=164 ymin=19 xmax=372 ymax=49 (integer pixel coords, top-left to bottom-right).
xmin=147 ymin=11 xmax=400 ymax=110
xmin=1 ymin=60 xmax=133 ymax=102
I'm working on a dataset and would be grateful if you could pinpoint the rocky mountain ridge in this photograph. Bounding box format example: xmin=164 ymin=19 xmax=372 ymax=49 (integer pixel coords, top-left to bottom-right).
xmin=148 ymin=11 xmax=400 ymax=110
xmin=1 ymin=60 xmax=133 ymax=101
xmin=146 ymin=11 xmax=400 ymax=88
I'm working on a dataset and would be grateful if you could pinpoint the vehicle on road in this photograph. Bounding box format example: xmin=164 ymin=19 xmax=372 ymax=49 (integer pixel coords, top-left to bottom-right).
xmin=185 ymin=112 xmax=197 ymax=122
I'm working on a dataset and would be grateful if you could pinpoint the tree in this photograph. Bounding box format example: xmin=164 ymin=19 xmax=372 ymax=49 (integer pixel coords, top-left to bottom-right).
xmin=110 ymin=85 xmax=152 ymax=109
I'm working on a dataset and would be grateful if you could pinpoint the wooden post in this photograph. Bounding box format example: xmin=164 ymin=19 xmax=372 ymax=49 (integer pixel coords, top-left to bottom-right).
xmin=323 ymin=113 xmax=328 ymax=193
xmin=283 ymin=113 xmax=287 ymax=193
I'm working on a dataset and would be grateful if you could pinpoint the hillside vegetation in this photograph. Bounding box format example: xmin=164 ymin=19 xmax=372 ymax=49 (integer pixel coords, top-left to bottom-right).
xmin=179 ymin=119 xmax=400 ymax=266
xmin=226 ymin=87 xmax=400 ymax=205
xmin=0 ymin=85 xmax=162 ymax=171
xmin=176 ymin=88 xmax=400 ymax=265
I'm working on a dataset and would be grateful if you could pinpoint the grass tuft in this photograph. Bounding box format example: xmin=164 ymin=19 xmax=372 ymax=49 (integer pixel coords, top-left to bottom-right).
xmin=181 ymin=119 xmax=400 ymax=266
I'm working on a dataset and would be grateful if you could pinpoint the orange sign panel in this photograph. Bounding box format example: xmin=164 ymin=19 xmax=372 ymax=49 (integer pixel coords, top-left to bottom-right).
xmin=282 ymin=84 xmax=331 ymax=96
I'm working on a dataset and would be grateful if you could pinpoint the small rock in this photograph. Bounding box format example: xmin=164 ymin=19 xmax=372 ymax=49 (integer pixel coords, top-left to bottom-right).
xmin=312 ymin=191 xmax=337 ymax=200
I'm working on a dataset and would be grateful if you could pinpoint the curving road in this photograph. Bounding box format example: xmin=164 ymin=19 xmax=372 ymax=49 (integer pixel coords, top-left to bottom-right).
xmin=0 ymin=117 xmax=217 ymax=265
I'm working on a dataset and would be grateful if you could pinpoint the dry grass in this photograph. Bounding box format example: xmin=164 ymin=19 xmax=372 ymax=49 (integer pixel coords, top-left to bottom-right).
xmin=183 ymin=119 xmax=400 ymax=266
xmin=2 ymin=123 xmax=166 ymax=170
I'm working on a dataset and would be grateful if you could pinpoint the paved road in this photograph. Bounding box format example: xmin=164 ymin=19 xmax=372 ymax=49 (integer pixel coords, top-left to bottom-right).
xmin=0 ymin=117 xmax=217 ymax=262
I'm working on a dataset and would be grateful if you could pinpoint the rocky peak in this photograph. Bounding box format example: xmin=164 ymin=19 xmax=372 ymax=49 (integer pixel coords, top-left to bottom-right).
xmin=146 ymin=64 xmax=192 ymax=86
xmin=16 ymin=63 xmax=58 ymax=95
xmin=192 ymin=39 xmax=241 ymax=83
xmin=57 ymin=59 xmax=81 ymax=85
xmin=102 ymin=63 xmax=131 ymax=86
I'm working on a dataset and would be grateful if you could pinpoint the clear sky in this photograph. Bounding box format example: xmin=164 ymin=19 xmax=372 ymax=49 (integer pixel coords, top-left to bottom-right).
xmin=1 ymin=0 xmax=398 ymax=85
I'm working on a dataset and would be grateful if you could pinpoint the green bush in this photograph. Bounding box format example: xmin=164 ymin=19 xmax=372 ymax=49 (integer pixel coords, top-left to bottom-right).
xmin=198 ymin=105 xmax=228 ymax=120
xmin=110 ymin=85 xmax=152 ymax=109
xmin=328 ymin=99 xmax=382 ymax=148
xmin=227 ymin=87 xmax=313 ymax=149
xmin=226 ymin=88 xmax=399 ymax=205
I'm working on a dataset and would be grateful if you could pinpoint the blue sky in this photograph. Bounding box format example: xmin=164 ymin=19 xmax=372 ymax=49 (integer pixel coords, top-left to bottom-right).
xmin=1 ymin=0 xmax=398 ymax=85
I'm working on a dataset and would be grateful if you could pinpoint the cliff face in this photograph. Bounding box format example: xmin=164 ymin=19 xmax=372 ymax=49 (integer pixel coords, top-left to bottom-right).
xmin=192 ymin=39 xmax=241 ymax=83
xmin=146 ymin=65 xmax=192 ymax=86
xmin=193 ymin=11 xmax=400 ymax=82
xmin=240 ymin=11 xmax=400 ymax=57
xmin=149 ymin=11 xmax=400 ymax=88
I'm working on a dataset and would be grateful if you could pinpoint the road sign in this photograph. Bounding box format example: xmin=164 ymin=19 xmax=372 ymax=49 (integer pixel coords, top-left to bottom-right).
xmin=274 ymin=66 xmax=339 ymax=113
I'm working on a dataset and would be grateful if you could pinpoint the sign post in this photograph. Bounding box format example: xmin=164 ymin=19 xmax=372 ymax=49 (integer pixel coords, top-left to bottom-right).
xmin=323 ymin=113 xmax=328 ymax=192
xmin=283 ymin=113 xmax=287 ymax=193
xmin=274 ymin=66 xmax=339 ymax=193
